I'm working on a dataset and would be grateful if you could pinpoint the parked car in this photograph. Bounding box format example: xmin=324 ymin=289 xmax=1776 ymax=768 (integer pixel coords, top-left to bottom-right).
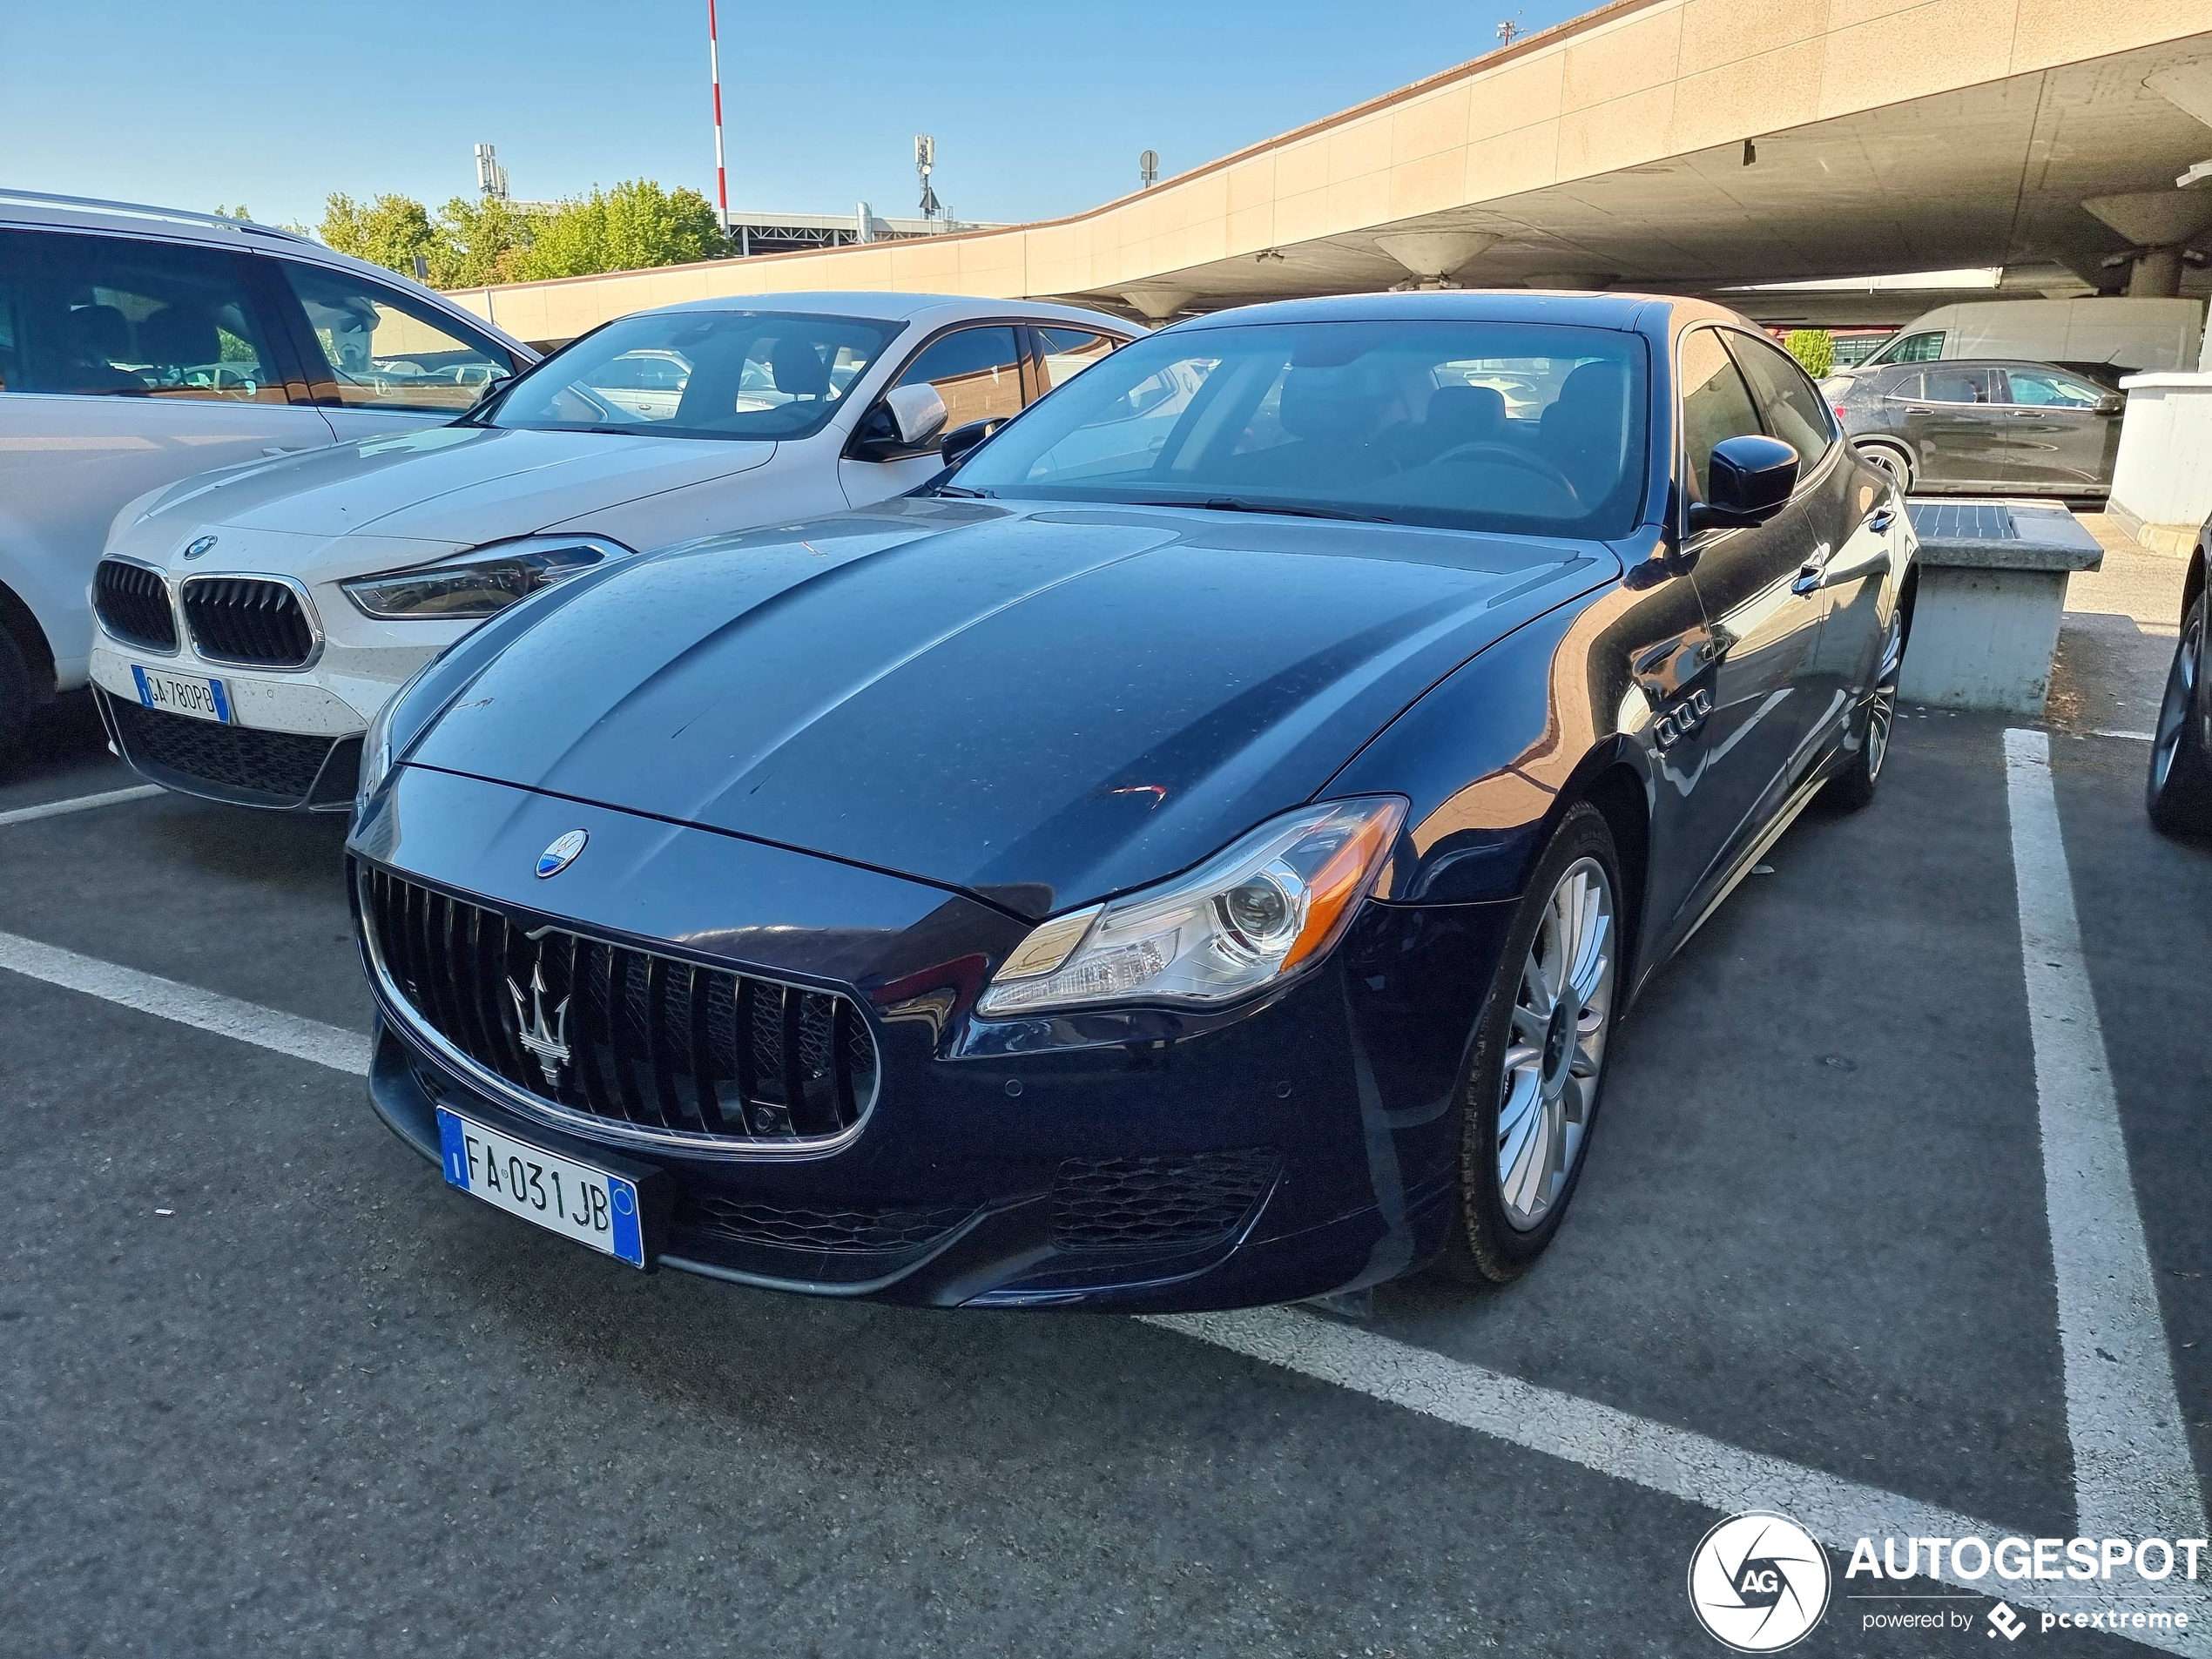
xmin=1831 ymin=358 xmax=2125 ymax=496
xmin=345 ymin=290 xmax=1914 ymax=1311
xmin=2148 ymin=511 xmax=2212 ymax=837
xmin=1829 ymin=297 xmax=2204 ymax=379
xmin=0 ymin=189 xmax=536 ymax=767
xmin=86 ymin=293 xmax=1130 ymax=809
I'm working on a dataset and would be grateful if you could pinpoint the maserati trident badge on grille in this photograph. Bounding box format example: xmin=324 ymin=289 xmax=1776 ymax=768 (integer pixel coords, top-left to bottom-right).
xmin=508 ymin=962 xmax=571 ymax=1088
xmin=536 ymin=829 xmax=588 ymax=878
xmin=183 ymin=535 xmax=218 ymax=560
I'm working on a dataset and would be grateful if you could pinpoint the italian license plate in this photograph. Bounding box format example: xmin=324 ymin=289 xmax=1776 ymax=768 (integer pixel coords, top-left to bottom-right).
xmin=132 ymin=664 xmax=232 ymax=724
xmin=435 ymin=1107 xmax=647 ymax=1268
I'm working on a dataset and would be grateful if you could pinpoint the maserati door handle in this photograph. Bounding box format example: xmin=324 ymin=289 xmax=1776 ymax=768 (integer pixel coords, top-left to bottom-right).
xmin=1867 ymin=508 xmax=1895 ymax=534
xmin=1791 ymin=561 xmax=1825 ymax=596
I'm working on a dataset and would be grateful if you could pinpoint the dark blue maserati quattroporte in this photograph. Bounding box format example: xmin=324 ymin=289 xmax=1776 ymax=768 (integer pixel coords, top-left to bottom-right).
xmin=347 ymin=292 xmax=1914 ymax=1310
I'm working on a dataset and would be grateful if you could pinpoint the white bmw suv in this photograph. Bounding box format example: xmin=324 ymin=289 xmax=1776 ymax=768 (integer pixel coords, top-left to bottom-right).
xmin=87 ymin=292 xmax=1131 ymax=810
xmin=0 ymin=189 xmax=536 ymax=769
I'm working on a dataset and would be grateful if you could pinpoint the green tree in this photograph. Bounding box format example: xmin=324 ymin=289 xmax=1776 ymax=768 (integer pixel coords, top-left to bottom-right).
xmin=428 ymin=195 xmax=542 ymax=288
xmin=1784 ymin=328 xmax=1835 ymax=379
xmin=212 ymin=204 xmax=253 ymax=221
xmin=319 ymin=192 xmax=435 ymax=279
xmin=515 ymin=180 xmax=726 ymax=281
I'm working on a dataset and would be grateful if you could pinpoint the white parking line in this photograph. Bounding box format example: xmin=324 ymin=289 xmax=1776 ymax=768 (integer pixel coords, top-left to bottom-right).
xmin=5 ymin=921 xmax=2206 ymax=1652
xmin=1150 ymin=1308 xmax=2212 ymax=1653
xmin=2004 ymin=727 xmax=2207 ymax=1544
xmin=0 ymin=784 xmax=163 ymax=826
xmin=0 ymin=930 xmax=370 ymax=1076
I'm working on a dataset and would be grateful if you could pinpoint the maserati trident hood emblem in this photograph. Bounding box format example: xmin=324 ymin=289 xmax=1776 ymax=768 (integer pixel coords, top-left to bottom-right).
xmin=536 ymin=829 xmax=588 ymax=878
xmin=507 ymin=961 xmax=571 ymax=1089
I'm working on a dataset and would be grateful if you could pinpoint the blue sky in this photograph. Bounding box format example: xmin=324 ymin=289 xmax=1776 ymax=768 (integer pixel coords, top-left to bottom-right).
xmin=3 ymin=1 xmax=1586 ymax=233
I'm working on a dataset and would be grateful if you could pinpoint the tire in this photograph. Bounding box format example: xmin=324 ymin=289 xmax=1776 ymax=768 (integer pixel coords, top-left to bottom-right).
xmin=0 ymin=626 xmax=31 ymax=777
xmin=1823 ymin=607 xmax=1905 ymax=812
xmin=2148 ymin=592 xmax=2212 ymax=839
xmin=1440 ymin=803 xmax=1622 ymax=1285
xmin=1854 ymin=441 xmax=1914 ymax=494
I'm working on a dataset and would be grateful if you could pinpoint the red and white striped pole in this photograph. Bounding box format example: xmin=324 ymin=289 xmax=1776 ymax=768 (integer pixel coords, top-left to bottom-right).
xmin=708 ymin=0 xmax=729 ymax=239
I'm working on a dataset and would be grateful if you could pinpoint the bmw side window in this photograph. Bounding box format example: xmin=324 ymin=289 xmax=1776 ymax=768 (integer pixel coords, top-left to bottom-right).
xmin=1724 ymin=333 xmax=1835 ymax=468
xmin=1033 ymin=327 xmax=1117 ymax=395
xmin=276 ymin=260 xmax=515 ymax=415
xmin=0 ymin=228 xmax=290 ymax=402
xmin=893 ymin=326 xmax=1024 ymax=428
xmin=1677 ymin=329 xmax=1763 ymax=501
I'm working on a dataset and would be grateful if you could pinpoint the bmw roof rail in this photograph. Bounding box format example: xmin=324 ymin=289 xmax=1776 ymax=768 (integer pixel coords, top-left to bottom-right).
xmin=0 ymin=187 xmax=318 ymax=246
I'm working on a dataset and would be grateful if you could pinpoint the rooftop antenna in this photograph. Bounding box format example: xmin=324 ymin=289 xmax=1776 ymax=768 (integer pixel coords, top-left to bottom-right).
xmin=708 ymin=1 xmax=729 ymax=235
xmin=915 ymin=134 xmax=941 ymax=225
xmin=1496 ymin=13 xmax=1523 ymax=47
xmin=473 ymin=143 xmax=509 ymax=201
xmin=1140 ymin=149 xmax=1159 ymax=190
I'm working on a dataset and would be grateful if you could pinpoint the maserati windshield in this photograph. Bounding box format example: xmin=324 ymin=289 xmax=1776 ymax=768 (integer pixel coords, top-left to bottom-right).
xmin=948 ymin=319 xmax=1649 ymax=537
xmin=484 ymin=309 xmax=900 ymax=442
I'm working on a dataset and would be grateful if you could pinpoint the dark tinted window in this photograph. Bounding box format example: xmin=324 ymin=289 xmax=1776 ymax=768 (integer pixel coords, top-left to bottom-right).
xmin=2003 ymin=367 xmax=2102 ymax=408
xmin=0 ymin=228 xmax=287 ymax=402
xmin=952 ymin=319 xmax=1650 ymax=539
xmin=1885 ymin=330 xmax=1945 ymax=364
xmin=488 ymin=308 xmax=898 ymax=441
xmin=1725 ymin=332 xmax=1835 ymax=466
xmin=894 ymin=326 xmax=1025 ymax=428
xmin=1678 ymin=329 xmax=1762 ymax=499
xmin=280 ymin=261 xmax=514 ymax=415
xmin=1922 ymin=367 xmax=1998 ymax=405
xmin=1034 ymin=327 xmax=1117 ymax=393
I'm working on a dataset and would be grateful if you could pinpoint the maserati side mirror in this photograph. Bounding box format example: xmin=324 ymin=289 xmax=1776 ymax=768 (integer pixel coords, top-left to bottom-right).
xmin=939 ymin=417 xmax=1006 ymax=468
xmin=1687 ymin=434 xmax=1798 ymax=532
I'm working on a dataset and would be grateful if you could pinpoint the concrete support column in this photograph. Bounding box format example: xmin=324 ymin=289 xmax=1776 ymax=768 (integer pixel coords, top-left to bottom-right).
xmin=2128 ymin=246 xmax=2184 ymax=298
xmin=1121 ymin=289 xmax=1196 ymax=324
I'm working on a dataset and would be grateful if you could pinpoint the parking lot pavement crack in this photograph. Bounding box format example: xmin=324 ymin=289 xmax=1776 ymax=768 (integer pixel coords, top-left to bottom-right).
xmin=0 ymin=928 xmax=370 ymax=1076
xmin=2002 ymin=729 xmax=2210 ymax=1546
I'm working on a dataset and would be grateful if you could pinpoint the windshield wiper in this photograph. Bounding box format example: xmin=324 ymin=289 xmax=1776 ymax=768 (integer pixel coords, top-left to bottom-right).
xmin=931 ymin=483 xmax=992 ymax=498
xmin=1131 ymin=496 xmax=1392 ymax=523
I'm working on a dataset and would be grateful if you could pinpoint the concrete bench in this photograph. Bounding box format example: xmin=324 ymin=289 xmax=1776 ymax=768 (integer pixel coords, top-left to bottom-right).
xmin=1898 ymin=499 xmax=2103 ymax=716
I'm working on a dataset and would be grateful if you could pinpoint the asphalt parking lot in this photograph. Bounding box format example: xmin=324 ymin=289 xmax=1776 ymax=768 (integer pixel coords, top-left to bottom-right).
xmin=3 ymin=557 xmax=2209 ymax=1657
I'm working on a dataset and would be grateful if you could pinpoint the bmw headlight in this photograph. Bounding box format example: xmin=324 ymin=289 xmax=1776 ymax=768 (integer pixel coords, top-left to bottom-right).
xmin=975 ymin=797 xmax=1406 ymax=1016
xmin=341 ymin=535 xmax=627 ymax=621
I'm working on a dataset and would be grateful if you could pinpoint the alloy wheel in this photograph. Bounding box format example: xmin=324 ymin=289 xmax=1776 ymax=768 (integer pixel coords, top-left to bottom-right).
xmin=2152 ymin=604 xmax=2202 ymax=792
xmin=1866 ymin=614 xmax=1904 ymax=781
xmin=1858 ymin=444 xmax=1912 ymax=492
xmin=1496 ymin=857 xmax=1616 ymax=1231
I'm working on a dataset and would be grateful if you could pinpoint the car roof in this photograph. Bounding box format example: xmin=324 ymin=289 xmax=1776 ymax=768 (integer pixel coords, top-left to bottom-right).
xmin=1163 ymin=288 xmax=1750 ymax=334
xmin=644 ymin=291 xmax=1137 ymax=334
xmin=0 ymin=188 xmax=535 ymax=354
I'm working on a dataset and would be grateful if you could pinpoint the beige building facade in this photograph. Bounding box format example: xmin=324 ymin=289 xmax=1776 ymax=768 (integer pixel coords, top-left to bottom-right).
xmin=443 ymin=0 xmax=2212 ymax=344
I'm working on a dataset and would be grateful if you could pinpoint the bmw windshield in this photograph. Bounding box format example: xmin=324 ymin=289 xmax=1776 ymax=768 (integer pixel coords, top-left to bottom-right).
xmin=481 ymin=309 xmax=901 ymax=442
xmin=946 ymin=319 xmax=1649 ymax=538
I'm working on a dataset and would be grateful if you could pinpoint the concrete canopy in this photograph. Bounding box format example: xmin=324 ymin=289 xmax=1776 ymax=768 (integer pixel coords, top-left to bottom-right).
xmin=448 ymin=0 xmax=2212 ymax=344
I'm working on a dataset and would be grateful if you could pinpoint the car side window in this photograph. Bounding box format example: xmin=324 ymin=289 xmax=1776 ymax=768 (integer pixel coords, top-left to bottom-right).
xmin=1678 ymin=329 xmax=1764 ymax=500
xmin=892 ymin=326 xmax=1024 ymax=428
xmin=1034 ymin=327 xmax=1117 ymax=395
xmin=0 ymin=227 xmax=289 ymax=403
xmin=1725 ymin=332 xmax=1835 ymax=468
xmin=276 ymin=260 xmax=515 ymax=415
xmin=1921 ymin=367 xmax=1997 ymax=406
xmin=1890 ymin=330 xmax=1945 ymax=363
xmin=2003 ymin=368 xmax=2101 ymax=408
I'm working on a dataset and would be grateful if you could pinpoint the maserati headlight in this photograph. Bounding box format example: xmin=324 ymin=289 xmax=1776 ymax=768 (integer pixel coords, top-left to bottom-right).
xmin=354 ymin=678 xmax=401 ymax=813
xmin=341 ymin=535 xmax=627 ymax=621
xmin=975 ymin=797 xmax=1406 ymax=1016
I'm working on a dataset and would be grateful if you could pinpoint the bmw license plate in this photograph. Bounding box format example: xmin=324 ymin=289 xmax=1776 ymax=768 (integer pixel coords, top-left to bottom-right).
xmin=132 ymin=664 xmax=232 ymax=724
xmin=435 ymin=1107 xmax=647 ymax=1268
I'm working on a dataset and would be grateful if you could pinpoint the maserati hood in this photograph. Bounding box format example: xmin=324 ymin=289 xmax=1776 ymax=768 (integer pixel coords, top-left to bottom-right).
xmin=405 ymin=499 xmax=1610 ymax=917
xmin=123 ymin=424 xmax=778 ymax=551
